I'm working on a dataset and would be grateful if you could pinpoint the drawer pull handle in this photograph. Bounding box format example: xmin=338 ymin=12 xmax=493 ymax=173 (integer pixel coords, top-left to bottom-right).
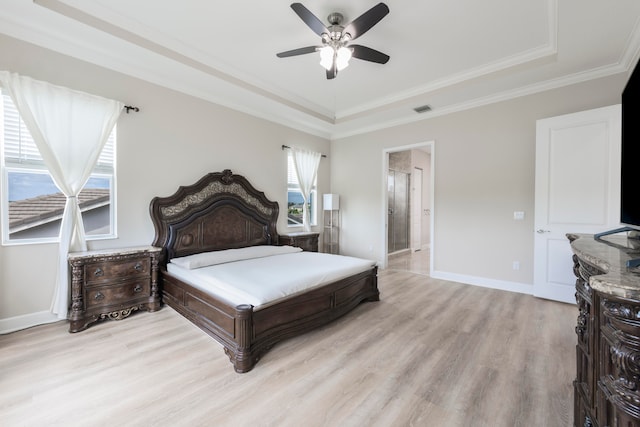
xmin=134 ymin=263 xmax=143 ymax=272
xmin=94 ymin=292 xmax=105 ymax=300
xmin=94 ymin=268 xmax=104 ymax=277
xmin=134 ymin=285 xmax=142 ymax=293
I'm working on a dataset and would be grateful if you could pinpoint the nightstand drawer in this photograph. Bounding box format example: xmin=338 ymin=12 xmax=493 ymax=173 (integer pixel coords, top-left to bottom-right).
xmin=85 ymin=258 xmax=150 ymax=284
xmin=85 ymin=279 xmax=151 ymax=308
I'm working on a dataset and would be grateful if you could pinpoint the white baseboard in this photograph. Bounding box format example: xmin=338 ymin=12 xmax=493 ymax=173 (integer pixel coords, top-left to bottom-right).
xmin=0 ymin=271 xmax=545 ymax=335
xmin=430 ymin=270 xmax=534 ymax=296
xmin=0 ymin=311 xmax=62 ymax=334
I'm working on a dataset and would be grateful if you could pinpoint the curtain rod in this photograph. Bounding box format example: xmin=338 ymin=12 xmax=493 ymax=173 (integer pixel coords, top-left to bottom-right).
xmin=281 ymin=144 xmax=327 ymax=158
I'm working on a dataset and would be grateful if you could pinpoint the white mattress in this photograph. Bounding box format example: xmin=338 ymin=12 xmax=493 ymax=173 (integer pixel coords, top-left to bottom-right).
xmin=166 ymin=251 xmax=376 ymax=310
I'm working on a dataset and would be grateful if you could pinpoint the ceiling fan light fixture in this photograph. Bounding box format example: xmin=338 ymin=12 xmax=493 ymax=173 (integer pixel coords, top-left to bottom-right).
xmin=278 ymin=3 xmax=390 ymax=79
xmin=319 ymin=45 xmax=352 ymax=71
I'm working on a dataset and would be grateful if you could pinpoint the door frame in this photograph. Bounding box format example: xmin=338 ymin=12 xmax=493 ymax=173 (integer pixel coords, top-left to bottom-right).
xmin=411 ymin=166 xmax=423 ymax=252
xmin=382 ymin=141 xmax=435 ymax=271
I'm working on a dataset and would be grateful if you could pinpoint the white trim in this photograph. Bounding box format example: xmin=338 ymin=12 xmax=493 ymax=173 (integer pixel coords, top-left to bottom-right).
xmin=533 ymin=284 xmax=577 ymax=305
xmin=429 ymin=144 xmax=435 ymax=278
xmin=430 ymin=270 xmax=537 ymax=298
xmin=337 ymin=39 xmax=556 ymax=120
xmin=0 ymin=310 xmax=61 ymax=334
xmin=330 ymin=63 xmax=630 ymax=140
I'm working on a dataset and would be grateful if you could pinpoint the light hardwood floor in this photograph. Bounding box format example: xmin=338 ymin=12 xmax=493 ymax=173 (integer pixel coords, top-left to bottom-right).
xmin=388 ymin=249 xmax=430 ymax=276
xmin=0 ymin=269 xmax=576 ymax=427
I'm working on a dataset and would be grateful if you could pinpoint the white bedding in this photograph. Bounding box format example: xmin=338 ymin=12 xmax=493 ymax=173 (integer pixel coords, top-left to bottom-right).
xmin=167 ymin=250 xmax=376 ymax=310
xmin=170 ymin=245 xmax=302 ymax=269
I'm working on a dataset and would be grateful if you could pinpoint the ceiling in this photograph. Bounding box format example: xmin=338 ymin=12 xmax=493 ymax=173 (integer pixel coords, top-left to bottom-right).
xmin=1 ymin=0 xmax=639 ymax=139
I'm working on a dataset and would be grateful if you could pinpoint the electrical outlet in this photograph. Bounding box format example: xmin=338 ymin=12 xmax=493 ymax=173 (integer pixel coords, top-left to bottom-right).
xmin=512 ymin=261 xmax=520 ymax=271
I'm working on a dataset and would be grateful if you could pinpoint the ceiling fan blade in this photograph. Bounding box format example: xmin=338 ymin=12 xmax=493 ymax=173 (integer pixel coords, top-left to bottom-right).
xmin=343 ymin=3 xmax=389 ymax=40
xmin=326 ymin=64 xmax=338 ymax=80
xmin=276 ymin=46 xmax=319 ymax=58
xmin=290 ymin=3 xmax=328 ymax=36
xmin=350 ymin=44 xmax=390 ymax=64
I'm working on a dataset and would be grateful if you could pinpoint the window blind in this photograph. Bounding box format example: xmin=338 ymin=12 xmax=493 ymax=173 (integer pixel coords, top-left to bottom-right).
xmin=287 ymin=152 xmax=299 ymax=186
xmin=1 ymin=91 xmax=115 ymax=170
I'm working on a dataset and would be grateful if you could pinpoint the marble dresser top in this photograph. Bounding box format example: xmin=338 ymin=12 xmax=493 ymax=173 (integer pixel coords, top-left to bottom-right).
xmin=568 ymin=233 xmax=640 ymax=299
xmin=68 ymin=245 xmax=162 ymax=261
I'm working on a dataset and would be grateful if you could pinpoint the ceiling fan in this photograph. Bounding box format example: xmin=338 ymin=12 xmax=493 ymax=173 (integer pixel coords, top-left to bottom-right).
xmin=276 ymin=2 xmax=390 ymax=79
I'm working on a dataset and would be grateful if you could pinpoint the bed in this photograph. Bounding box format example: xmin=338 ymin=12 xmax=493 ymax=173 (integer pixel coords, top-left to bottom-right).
xmin=149 ymin=169 xmax=379 ymax=373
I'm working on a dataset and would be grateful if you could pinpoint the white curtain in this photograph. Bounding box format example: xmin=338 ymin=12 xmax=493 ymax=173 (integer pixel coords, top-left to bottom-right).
xmin=0 ymin=71 xmax=123 ymax=319
xmin=291 ymin=146 xmax=321 ymax=232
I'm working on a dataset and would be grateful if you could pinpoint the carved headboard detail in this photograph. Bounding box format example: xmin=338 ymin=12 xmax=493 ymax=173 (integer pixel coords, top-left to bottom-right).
xmin=149 ymin=170 xmax=280 ymax=261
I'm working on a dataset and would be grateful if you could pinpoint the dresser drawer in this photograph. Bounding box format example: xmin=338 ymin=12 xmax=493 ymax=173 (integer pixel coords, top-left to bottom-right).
xmin=85 ymin=257 xmax=150 ymax=284
xmin=85 ymin=279 xmax=151 ymax=308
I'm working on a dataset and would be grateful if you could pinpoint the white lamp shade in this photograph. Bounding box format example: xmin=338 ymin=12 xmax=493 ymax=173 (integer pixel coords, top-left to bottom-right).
xmin=323 ymin=194 xmax=340 ymax=210
xmin=319 ymin=46 xmax=334 ymax=70
xmin=336 ymin=47 xmax=352 ymax=71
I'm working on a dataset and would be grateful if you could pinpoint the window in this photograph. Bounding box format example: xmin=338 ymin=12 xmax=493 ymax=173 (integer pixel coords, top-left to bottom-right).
xmin=287 ymin=152 xmax=317 ymax=227
xmin=1 ymin=91 xmax=116 ymax=244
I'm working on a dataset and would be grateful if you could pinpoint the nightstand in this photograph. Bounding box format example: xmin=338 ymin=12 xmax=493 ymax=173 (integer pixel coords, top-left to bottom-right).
xmin=68 ymin=246 xmax=162 ymax=333
xmin=279 ymin=232 xmax=319 ymax=252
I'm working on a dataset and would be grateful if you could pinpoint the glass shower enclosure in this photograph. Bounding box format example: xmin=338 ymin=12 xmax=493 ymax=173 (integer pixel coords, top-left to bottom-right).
xmin=387 ymin=169 xmax=410 ymax=253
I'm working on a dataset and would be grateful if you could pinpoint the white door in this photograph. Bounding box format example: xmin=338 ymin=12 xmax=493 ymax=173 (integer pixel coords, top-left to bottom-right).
xmin=411 ymin=167 xmax=423 ymax=251
xmin=534 ymin=105 xmax=621 ymax=303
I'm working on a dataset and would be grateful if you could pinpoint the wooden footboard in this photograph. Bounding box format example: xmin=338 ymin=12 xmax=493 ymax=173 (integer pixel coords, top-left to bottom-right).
xmin=160 ymin=266 xmax=379 ymax=373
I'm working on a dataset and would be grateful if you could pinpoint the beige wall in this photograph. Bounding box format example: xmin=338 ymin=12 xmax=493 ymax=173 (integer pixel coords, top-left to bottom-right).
xmin=0 ymin=34 xmax=329 ymax=327
xmin=331 ymin=73 xmax=626 ymax=290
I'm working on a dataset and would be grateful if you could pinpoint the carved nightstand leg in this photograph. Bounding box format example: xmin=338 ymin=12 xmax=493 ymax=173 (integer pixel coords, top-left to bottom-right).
xmin=148 ymin=254 xmax=161 ymax=311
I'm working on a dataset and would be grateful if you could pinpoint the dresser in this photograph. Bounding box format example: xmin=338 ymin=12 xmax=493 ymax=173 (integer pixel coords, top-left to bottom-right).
xmin=279 ymin=232 xmax=319 ymax=252
xmin=68 ymin=246 xmax=162 ymax=332
xmin=569 ymin=234 xmax=640 ymax=427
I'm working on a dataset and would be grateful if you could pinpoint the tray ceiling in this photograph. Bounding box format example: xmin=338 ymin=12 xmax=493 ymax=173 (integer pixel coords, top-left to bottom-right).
xmin=1 ymin=0 xmax=639 ymax=139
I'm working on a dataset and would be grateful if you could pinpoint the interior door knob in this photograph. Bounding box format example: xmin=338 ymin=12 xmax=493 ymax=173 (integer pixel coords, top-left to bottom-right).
xmin=536 ymin=229 xmax=551 ymax=234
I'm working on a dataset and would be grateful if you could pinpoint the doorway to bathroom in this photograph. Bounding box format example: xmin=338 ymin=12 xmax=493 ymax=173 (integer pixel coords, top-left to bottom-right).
xmin=384 ymin=142 xmax=434 ymax=276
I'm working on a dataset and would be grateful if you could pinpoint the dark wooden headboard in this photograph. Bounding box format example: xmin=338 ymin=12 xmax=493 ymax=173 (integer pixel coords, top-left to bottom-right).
xmin=149 ymin=169 xmax=280 ymax=261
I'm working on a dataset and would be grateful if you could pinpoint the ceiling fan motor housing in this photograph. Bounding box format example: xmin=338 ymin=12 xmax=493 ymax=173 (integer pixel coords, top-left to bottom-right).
xmin=327 ymin=12 xmax=344 ymax=26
